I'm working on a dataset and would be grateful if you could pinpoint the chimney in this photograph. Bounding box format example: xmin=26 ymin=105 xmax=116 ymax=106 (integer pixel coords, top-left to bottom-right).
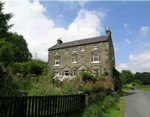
xmin=106 ymin=27 xmax=111 ymax=37
xmin=57 ymin=38 xmax=63 ymax=45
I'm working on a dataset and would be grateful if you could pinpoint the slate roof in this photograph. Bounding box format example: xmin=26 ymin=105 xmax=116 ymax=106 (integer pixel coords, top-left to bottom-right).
xmin=48 ymin=36 xmax=108 ymax=51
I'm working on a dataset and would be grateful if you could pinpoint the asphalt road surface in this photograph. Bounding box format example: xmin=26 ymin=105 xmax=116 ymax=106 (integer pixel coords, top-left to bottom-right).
xmin=124 ymin=89 xmax=150 ymax=117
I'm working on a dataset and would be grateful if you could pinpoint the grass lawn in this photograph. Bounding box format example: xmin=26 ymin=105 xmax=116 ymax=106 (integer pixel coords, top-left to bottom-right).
xmin=104 ymin=97 xmax=125 ymax=117
xmin=122 ymin=85 xmax=134 ymax=92
xmin=134 ymin=84 xmax=150 ymax=91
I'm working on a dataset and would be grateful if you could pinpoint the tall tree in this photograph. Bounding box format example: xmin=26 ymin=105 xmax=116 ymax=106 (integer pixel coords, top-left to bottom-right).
xmin=5 ymin=32 xmax=32 ymax=62
xmin=120 ymin=70 xmax=134 ymax=85
xmin=0 ymin=1 xmax=13 ymax=39
xmin=134 ymin=72 xmax=150 ymax=85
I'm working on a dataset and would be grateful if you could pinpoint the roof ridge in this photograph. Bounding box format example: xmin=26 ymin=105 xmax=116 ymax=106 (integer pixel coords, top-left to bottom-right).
xmin=62 ymin=35 xmax=107 ymax=44
xmin=48 ymin=35 xmax=108 ymax=51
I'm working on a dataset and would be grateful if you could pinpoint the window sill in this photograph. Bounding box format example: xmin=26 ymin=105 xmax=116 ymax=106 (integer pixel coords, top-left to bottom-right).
xmin=91 ymin=61 xmax=100 ymax=63
xmin=72 ymin=62 xmax=77 ymax=63
xmin=53 ymin=65 xmax=60 ymax=66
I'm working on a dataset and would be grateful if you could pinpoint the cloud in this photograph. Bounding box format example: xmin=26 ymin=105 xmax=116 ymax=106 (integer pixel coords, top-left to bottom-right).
xmin=140 ymin=26 xmax=150 ymax=37
xmin=125 ymin=39 xmax=131 ymax=44
xmin=126 ymin=29 xmax=132 ymax=34
xmin=124 ymin=23 xmax=128 ymax=27
xmin=58 ymin=14 xmax=64 ymax=19
xmin=116 ymin=51 xmax=150 ymax=73
xmin=2 ymin=0 xmax=106 ymax=62
xmin=59 ymin=0 xmax=89 ymax=9
xmin=114 ymin=47 xmax=119 ymax=52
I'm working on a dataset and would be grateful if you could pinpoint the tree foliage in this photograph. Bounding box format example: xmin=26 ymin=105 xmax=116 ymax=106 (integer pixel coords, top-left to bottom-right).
xmin=5 ymin=32 xmax=32 ymax=62
xmin=112 ymin=68 xmax=122 ymax=92
xmin=134 ymin=72 xmax=150 ymax=85
xmin=11 ymin=59 xmax=47 ymax=77
xmin=0 ymin=39 xmax=14 ymax=66
xmin=120 ymin=70 xmax=134 ymax=85
xmin=0 ymin=1 xmax=13 ymax=39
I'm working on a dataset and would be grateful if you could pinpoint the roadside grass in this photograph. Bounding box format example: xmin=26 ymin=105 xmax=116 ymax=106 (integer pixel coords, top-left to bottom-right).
xmin=122 ymin=85 xmax=134 ymax=92
xmin=134 ymin=84 xmax=150 ymax=91
xmin=104 ymin=97 xmax=125 ymax=117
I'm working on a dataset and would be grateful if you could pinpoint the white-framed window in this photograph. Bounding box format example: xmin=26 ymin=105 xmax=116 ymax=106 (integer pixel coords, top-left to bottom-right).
xmin=81 ymin=70 xmax=85 ymax=72
xmin=55 ymin=58 xmax=60 ymax=65
xmin=72 ymin=55 xmax=77 ymax=63
xmin=81 ymin=46 xmax=85 ymax=51
xmin=73 ymin=70 xmax=76 ymax=76
xmin=93 ymin=45 xmax=98 ymax=50
xmin=73 ymin=48 xmax=76 ymax=52
xmin=64 ymin=70 xmax=69 ymax=76
xmin=54 ymin=69 xmax=59 ymax=76
xmin=92 ymin=53 xmax=99 ymax=62
xmin=93 ymin=69 xmax=100 ymax=75
xmin=65 ymin=49 xmax=69 ymax=53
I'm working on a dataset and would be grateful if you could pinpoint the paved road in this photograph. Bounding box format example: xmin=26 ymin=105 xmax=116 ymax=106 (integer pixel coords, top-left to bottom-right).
xmin=124 ymin=89 xmax=150 ymax=117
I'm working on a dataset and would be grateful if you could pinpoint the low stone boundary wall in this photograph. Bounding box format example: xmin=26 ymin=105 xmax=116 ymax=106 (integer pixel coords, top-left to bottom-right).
xmin=85 ymin=91 xmax=107 ymax=106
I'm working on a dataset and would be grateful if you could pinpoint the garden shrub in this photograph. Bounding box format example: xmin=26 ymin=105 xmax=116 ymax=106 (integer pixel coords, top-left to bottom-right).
xmin=99 ymin=74 xmax=106 ymax=81
xmin=132 ymin=83 xmax=136 ymax=86
xmin=134 ymin=79 xmax=143 ymax=85
xmin=80 ymin=72 xmax=95 ymax=82
xmin=61 ymin=79 xmax=78 ymax=94
xmin=112 ymin=69 xmax=122 ymax=92
xmin=76 ymin=73 xmax=82 ymax=82
xmin=82 ymin=92 xmax=119 ymax=117
xmin=82 ymin=82 xmax=94 ymax=94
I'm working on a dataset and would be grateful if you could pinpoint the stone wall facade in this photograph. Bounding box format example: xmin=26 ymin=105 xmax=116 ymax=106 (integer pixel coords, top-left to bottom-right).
xmin=47 ymin=28 xmax=115 ymax=79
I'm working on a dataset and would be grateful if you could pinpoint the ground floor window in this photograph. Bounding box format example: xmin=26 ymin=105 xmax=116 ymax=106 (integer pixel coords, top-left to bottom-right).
xmin=73 ymin=70 xmax=76 ymax=76
xmin=81 ymin=70 xmax=85 ymax=72
xmin=64 ymin=70 xmax=69 ymax=76
xmin=54 ymin=69 xmax=59 ymax=76
xmin=93 ymin=69 xmax=100 ymax=75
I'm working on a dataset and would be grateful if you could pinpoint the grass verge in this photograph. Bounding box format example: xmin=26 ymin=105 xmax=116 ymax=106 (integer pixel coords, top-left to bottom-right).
xmin=104 ymin=97 xmax=125 ymax=117
xmin=122 ymin=85 xmax=134 ymax=92
xmin=134 ymin=84 xmax=150 ymax=91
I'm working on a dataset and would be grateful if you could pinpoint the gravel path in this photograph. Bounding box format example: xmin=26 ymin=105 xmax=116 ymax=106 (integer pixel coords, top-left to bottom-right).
xmin=124 ymin=89 xmax=150 ymax=117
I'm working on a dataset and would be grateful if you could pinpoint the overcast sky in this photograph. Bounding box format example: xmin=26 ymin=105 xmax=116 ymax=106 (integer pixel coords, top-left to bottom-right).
xmin=2 ymin=0 xmax=150 ymax=73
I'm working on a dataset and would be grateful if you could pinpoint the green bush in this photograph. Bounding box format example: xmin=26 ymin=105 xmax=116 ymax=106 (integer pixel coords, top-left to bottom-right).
xmin=76 ymin=73 xmax=82 ymax=82
xmin=134 ymin=79 xmax=143 ymax=85
xmin=99 ymin=74 xmax=106 ymax=81
xmin=132 ymin=83 xmax=136 ymax=86
xmin=10 ymin=59 xmax=47 ymax=77
xmin=61 ymin=79 xmax=77 ymax=94
xmin=113 ymin=69 xmax=122 ymax=92
xmin=80 ymin=72 xmax=96 ymax=82
xmin=27 ymin=75 xmax=59 ymax=96
xmin=82 ymin=92 xmax=119 ymax=117
xmin=83 ymin=83 xmax=94 ymax=94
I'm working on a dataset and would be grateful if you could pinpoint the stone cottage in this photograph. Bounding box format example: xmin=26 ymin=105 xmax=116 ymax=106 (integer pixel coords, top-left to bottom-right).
xmin=47 ymin=27 xmax=115 ymax=79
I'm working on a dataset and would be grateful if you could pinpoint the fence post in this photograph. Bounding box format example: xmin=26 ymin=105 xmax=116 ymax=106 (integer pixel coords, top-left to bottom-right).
xmin=85 ymin=94 xmax=89 ymax=107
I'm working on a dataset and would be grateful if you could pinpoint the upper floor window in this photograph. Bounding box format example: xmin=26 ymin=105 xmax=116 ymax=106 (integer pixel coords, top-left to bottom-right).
xmin=72 ymin=55 xmax=77 ymax=63
xmin=73 ymin=48 xmax=77 ymax=52
xmin=93 ymin=45 xmax=98 ymax=50
xmin=92 ymin=53 xmax=99 ymax=62
xmin=55 ymin=58 xmax=60 ymax=65
xmin=65 ymin=49 xmax=69 ymax=53
xmin=81 ymin=46 xmax=85 ymax=51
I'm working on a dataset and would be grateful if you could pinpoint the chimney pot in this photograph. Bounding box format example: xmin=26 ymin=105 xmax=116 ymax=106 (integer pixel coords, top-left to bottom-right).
xmin=57 ymin=38 xmax=63 ymax=45
xmin=106 ymin=27 xmax=111 ymax=37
